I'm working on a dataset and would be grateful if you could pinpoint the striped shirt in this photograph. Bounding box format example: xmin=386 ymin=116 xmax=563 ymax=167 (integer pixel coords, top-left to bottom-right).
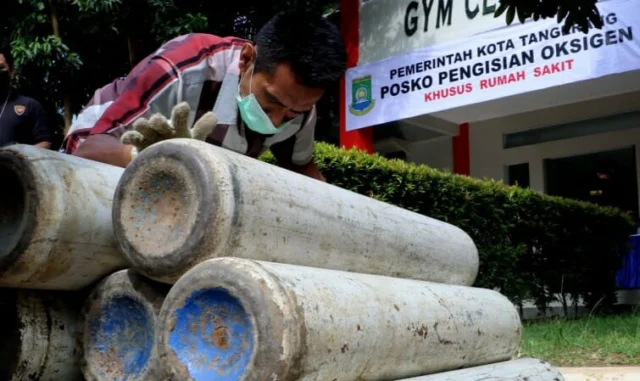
xmin=61 ymin=33 xmax=316 ymax=165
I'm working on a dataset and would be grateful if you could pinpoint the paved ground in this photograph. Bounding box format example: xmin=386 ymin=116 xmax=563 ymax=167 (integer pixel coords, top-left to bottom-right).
xmin=558 ymin=367 xmax=640 ymax=381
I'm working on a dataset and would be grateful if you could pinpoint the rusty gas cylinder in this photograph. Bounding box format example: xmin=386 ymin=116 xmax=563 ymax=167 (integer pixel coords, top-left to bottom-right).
xmin=396 ymin=358 xmax=566 ymax=380
xmin=0 ymin=289 xmax=83 ymax=381
xmin=113 ymin=139 xmax=479 ymax=285
xmin=78 ymin=269 xmax=169 ymax=381
xmin=0 ymin=144 xmax=128 ymax=290
xmin=156 ymin=257 xmax=522 ymax=381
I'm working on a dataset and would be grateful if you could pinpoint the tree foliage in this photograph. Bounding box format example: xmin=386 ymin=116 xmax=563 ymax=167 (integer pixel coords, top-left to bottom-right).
xmin=1 ymin=0 xmax=601 ymax=147
xmin=499 ymin=0 xmax=602 ymax=33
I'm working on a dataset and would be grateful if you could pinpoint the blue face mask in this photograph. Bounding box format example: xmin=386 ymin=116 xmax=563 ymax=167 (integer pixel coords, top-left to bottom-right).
xmin=237 ymin=57 xmax=292 ymax=135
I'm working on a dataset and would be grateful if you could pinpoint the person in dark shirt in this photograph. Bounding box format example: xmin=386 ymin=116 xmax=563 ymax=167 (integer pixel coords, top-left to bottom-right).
xmin=0 ymin=48 xmax=54 ymax=149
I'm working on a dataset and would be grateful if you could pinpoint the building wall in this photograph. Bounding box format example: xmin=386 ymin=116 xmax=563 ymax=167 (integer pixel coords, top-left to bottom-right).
xmin=405 ymin=137 xmax=453 ymax=171
xmin=403 ymin=91 xmax=640 ymax=200
xmin=358 ymin=0 xmax=507 ymax=64
xmin=468 ymin=92 xmax=640 ymax=199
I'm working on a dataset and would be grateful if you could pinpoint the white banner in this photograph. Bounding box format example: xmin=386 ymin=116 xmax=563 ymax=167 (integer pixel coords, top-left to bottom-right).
xmin=345 ymin=0 xmax=640 ymax=131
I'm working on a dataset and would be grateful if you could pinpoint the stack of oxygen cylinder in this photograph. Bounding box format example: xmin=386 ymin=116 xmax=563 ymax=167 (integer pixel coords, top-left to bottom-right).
xmin=0 ymin=140 xmax=566 ymax=381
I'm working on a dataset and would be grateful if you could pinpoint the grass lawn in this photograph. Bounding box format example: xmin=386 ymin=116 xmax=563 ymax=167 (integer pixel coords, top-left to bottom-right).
xmin=518 ymin=313 xmax=640 ymax=366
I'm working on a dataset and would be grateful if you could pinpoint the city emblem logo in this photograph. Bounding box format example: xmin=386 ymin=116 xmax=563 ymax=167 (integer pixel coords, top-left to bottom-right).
xmin=349 ymin=75 xmax=375 ymax=116
xmin=14 ymin=105 xmax=25 ymax=116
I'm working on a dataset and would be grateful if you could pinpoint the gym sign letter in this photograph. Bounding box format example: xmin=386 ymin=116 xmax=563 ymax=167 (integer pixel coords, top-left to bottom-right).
xmin=404 ymin=0 xmax=453 ymax=37
xmin=404 ymin=0 xmax=499 ymax=37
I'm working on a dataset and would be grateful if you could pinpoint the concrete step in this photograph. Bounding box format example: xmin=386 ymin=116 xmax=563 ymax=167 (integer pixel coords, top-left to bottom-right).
xmin=559 ymin=367 xmax=640 ymax=381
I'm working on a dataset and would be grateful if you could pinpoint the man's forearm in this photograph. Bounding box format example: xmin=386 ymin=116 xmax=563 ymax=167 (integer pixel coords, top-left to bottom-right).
xmin=300 ymin=161 xmax=326 ymax=182
xmin=74 ymin=134 xmax=134 ymax=168
xmin=34 ymin=141 xmax=51 ymax=149
xmin=282 ymin=160 xmax=326 ymax=182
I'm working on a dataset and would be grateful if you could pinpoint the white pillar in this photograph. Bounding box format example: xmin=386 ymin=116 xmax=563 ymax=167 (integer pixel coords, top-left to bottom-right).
xmin=397 ymin=358 xmax=565 ymax=380
xmin=0 ymin=289 xmax=82 ymax=380
xmin=113 ymin=139 xmax=479 ymax=285
xmin=78 ymin=269 xmax=169 ymax=381
xmin=156 ymin=257 xmax=522 ymax=381
xmin=0 ymin=144 xmax=128 ymax=290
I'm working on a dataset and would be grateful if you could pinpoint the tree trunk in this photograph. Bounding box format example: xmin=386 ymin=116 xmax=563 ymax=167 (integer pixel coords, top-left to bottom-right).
xmin=48 ymin=0 xmax=72 ymax=133
xmin=127 ymin=36 xmax=137 ymax=69
xmin=560 ymin=275 xmax=569 ymax=317
xmin=62 ymin=97 xmax=72 ymax=134
xmin=49 ymin=1 xmax=60 ymax=37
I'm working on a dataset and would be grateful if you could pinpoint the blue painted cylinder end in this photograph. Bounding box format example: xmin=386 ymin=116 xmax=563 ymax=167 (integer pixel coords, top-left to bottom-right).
xmin=167 ymin=287 xmax=255 ymax=381
xmin=87 ymin=296 xmax=154 ymax=381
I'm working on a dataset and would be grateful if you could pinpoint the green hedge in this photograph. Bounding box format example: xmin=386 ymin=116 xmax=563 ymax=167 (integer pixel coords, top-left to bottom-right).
xmin=261 ymin=143 xmax=635 ymax=315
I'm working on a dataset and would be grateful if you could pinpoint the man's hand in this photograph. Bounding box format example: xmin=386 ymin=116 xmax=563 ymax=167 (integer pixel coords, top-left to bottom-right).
xmin=121 ymin=102 xmax=217 ymax=153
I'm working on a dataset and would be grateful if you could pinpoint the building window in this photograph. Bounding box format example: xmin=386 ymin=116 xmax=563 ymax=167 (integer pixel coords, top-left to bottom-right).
xmin=544 ymin=146 xmax=639 ymax=216
xmin=506 ymin=163 xmax=530 ymax=188
xmin=503 ymin=111 xmax=640 ymax=149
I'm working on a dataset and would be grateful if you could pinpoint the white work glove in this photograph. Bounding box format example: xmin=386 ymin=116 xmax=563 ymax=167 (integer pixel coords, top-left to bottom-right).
xmin=121 ymin=102 xmax=217 ymax=153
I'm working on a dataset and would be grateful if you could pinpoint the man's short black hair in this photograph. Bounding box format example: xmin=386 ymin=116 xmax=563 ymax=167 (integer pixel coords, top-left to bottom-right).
xmin=0 ymin=47 xmax=15 ymax=69
xmin=254 ymin=11 xmax=346 ymax=89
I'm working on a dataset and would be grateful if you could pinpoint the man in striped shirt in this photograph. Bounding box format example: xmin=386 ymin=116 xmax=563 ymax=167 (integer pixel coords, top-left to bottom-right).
xmin=62 ymin=11 xmax=345 ymax=181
